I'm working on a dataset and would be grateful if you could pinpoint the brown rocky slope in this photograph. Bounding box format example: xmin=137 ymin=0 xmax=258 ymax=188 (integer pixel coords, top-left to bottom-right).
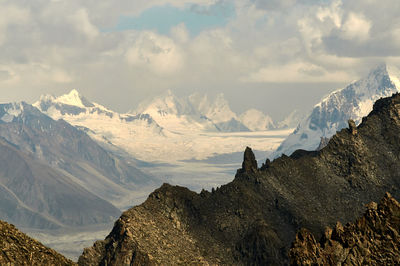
xmin=0 ymin=220 xmax=75 ymax=265
xmin=290 ymin=192 xmax=400 ymax=265
xmin=79 ymin=93 xmax=400 ymax=265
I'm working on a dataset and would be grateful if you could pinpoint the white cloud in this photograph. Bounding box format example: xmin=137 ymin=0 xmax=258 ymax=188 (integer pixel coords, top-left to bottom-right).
xmin=70 ymin=8 xmax=99 ymax=39
xmin=0 ymin=0 xmax=398 ymax=115
xmin=51 ymin=69 xmax=74 ymax=83
xmin=316 ymin=0 xmax=342 ymax=28
xmin=0 ymin=4 xmax=30 ymax=45
xmin=170 ymin=23 xmax=190 ymax=43
xmin=125 ymin=32 xmax=184 ymax=76
xmin=243 ymin=62 xmax=353 ymax=83
xmin=252 ymin=0 xmax=297 ymax=10
xmin=341 ymin=12 xmax=371 ymax=41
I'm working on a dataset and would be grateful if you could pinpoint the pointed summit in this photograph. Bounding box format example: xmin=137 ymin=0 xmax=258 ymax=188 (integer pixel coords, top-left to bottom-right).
xmin=203 ymin=93 xmax=237 ymax=124
xmin=135 ymin=89 xmax=199 ymax=117
xmin=68 ymin=89 xmax=80 ymax=96
xmin=240 ymin=147 xmax=258 ymax=173
xmin=370 ymin=62 xmax=387 ymax=74
xmin=34 ymin=89 xmax=95 ymax=110
xmin=56 ymin=89 xmax=94 ymax=108
xmin=33 ymin=89 xmax=107 ymax=118
xmin=272 ymin=63 xmax=400 ymax=158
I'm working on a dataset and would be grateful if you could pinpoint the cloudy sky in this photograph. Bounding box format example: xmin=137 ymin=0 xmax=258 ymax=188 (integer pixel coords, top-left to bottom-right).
xmin=0 ymin=0 xmax=399 ymax=120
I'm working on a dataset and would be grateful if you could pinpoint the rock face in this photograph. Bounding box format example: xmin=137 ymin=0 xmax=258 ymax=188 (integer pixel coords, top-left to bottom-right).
xmin=79 ymin=93 xmax=400 ymax=265
xmin=240 ymin=146 xmax=258 ymax=173
xmin=0 ymin=136 xmax=120 ymax=230
xmin=0 ymin=220 xmax=75 ymax=265
xmin=290 ymin=192 xmax=400 ymax=265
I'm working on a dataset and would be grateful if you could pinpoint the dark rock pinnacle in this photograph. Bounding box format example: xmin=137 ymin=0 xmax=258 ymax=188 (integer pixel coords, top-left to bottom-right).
xmin=241 ymin=146 xmax=258 ymax=173
xmin=348 ymin=119 xmax=357 ymax=135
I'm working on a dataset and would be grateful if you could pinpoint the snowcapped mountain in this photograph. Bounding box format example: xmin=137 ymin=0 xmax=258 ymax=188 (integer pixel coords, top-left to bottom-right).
xmin=134 ymin=90 xmax=219 ymax=133
xmin=35 ymin=90 xmax=180 ymax=161
xmin=36 ymin=89 xmax=288 ymax=162
xmin=239 ymin=109 xmax=275 ymax=131
xmin=276 ymin=110 xmax=303 ymax=129
xmin=188 ymin=93 xmax=235 ymax=122
xmin=34 ymin=89 xmax=165 ymax=150
xmin=272 ymin=64 xmax=400 ymax=158
xmin=188 ymin=93 xmax=250 ymax=132
xmin=134 ymin=90 xmax=250 ymax=133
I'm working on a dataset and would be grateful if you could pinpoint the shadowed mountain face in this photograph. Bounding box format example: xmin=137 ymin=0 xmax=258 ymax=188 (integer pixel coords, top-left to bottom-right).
xmin=0 ymin=219 xmax=75 ymax=265
xmin=290 ymin=192 xmax=400 ymax=265
xmin=0 ymin=102 xmax=160 ymax=230
xmin=80 ymin=93 xmax=400 ymax=265
xmin=0 ymin=102 xmax=158 ymax=210
xmin=0 ymin=137 xmax=120 ymax=229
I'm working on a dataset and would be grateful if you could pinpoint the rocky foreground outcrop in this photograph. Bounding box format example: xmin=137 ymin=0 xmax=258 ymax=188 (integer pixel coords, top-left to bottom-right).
xmin=79 ymin=93 xmax=400 ymax=265
xmin=290 ymin=192 xmax=400 ymax=265
xmin=0 ymin=220 xmax=75 ymax=265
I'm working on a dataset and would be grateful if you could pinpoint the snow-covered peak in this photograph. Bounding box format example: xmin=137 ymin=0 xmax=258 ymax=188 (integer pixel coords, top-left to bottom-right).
xmin=34 ymin=89 xmax=117 ymax=119
xmin=201 ymin=93 xmax=237 ymax=123
xmin=188 ymin=93 xmax=209 ymax=114
xmin=137 ymin=91 xmax=243 ymax=124
xmin=239 ymin=109 xmax=275 ymax=131
xmin=136 ymin=90 xmax=198 ymax=118
xmin=276 ymin=110 xmax=303 ymax=129
xmin=52 ymin=89 xmax=94 ymax=108
xmin=134 ymin=91 xmax=253 ymax=132
xmin=272 ymin=63 xmax=400 ymax=159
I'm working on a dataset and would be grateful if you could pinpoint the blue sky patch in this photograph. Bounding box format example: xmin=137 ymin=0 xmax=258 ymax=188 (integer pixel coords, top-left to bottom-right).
xmin=110 ymin=3 xmax=235 ymax=36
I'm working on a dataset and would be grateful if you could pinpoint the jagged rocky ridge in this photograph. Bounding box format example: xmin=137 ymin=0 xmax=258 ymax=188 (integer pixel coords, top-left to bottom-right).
xmin=2 ymin=193 xmax=397 ymax=265
xmin=79 ymin=93 xmax=400 ymax=265
xmin=290 ymin=192 xmax=400 ymax=265
xmin=0 ymin=220 xmax=75 ymax=265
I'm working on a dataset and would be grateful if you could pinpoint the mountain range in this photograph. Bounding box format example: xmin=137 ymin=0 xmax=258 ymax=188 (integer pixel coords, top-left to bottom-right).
xmin=78 ymin=91 xmax=400 ymax=265
xmin=38 ymin=64 xmax=400 ymax=165
xmin=0 ymin=64 xmax=400 ymax=264
xmin=34 ymin=89 xmax=288 ymax=162
xmin=0 ymin=91 xmax=399 ymax=265
xmin=273 ymin=64 xmax=400 ymax=158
